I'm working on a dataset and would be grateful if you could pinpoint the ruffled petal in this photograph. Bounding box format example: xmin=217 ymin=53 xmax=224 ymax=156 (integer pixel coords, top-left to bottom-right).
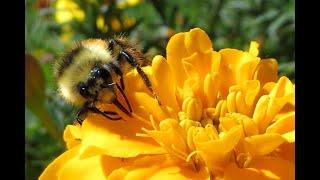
xmin=143 ymin=119 xmax=189 ymax=160
xmin=79 ymin=114 xmax=166 ymax=158
xmin=185 ymin=28 xmax=213 ymax=54
xmin=58 ymin=155 xmax=137 ymax=180
xmin=244 ymin=133 xmax=285 ymax=157
xmin=152 ymin=55 xmax=180 ymax=112
xmin=254 ymin=59 xmax=278 ymax=86
xmin=223 ymin=157 xmax=294 ymax=180
xmin=227 ymin=80 xmax=261 ymax=116
xmin=204 ymin=72 xmax=220 ymax=108
xmin=220 ymin=113 xmax=259 ymax=137
xmin=167 ymin=32 xmax=188 ymax=87
xmin=58 ymin=155 xmax=108 ymax=180
xmin=108 ymin=155 xmax=210 ymax=180
xmin=39 ymin=146 xmax=80 ymax=180
xmin=266 ymin=111 xmax=295 ymax=134
xmin=277 ymin=142 xmax=295 ymax=163
xmin=218 ymin=49 xmax=260 ymax=98
xmin=248 ymin=41 xmax=259 ymax=57
xmin=167 ymin=28 xmax=213 ymax=88
xmin=194 ymin=126 xmax=242 ymax=170
xmin=63 ymin=124 xmax=82 ymax=149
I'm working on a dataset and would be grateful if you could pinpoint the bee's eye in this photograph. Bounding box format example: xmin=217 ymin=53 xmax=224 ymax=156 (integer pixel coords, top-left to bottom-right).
xmin=92 ymin=67 xmax=110 ymax=81
xmin=77 ymin=83 xmax=90 ymax=98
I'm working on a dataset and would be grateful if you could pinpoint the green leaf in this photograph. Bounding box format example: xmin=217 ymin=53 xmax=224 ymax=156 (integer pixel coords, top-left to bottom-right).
xmin=25 ymin=53 xmax=61 ymax=141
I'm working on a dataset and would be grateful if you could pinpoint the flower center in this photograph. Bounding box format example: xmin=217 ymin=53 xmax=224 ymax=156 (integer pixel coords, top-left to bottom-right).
xmin=179 ymin=96 xmax=222 ymax=129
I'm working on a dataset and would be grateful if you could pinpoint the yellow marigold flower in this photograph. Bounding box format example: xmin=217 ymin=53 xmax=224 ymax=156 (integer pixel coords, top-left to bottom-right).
xmin=40 ymin=28 xmax=294 ymax=179
xmin=96 ymin=15 xmax=109 ymax=33
xmin=55 ymin=0 xmax=85 ymax=24
xmin=116 ymin=0 xmax=142 ymax=9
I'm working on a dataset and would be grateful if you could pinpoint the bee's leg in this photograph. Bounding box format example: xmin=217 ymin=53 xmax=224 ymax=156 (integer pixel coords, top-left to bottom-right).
xmin=115 ymin=83 xmax=132 ymax=113
xmin=74 ymin=107 xmax=88 ymax=125
xmin=120 ymin=51 xmax=162 ymax=105
xmin=109 ymin=63 xmax=125 ymax=90
xmin=87 ymin=105 xmax=122 ymax=121
xmin=112 ymin=97 xmax=133 ymax=117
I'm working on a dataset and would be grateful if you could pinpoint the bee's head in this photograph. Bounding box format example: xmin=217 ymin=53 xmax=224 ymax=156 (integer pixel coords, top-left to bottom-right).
xmin=76 ymin=66 xmax=115 ymax=104
xmin=55 ymin=39 xmax=116 ymax=106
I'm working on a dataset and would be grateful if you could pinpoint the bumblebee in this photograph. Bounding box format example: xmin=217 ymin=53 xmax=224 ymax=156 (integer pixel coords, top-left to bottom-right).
xmin=54 ymin=37 xmax=160 ymax=124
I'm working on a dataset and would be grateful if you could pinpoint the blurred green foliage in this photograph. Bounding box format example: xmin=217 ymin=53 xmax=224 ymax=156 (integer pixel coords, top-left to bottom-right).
xmin=25 ymin=0 xmax=294 ymax=179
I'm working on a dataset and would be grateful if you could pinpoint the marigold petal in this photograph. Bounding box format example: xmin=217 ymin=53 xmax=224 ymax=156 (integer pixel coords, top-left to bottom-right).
xmin=254 ymin=59 xmax=278 ymax=86
xmin=248 ymin=41 xmax=259 ymax=57
xmin=167 ymin=28 xmax=213 ymax=88
xmin=108 ymin=155 xmax=210 ymax=180
xmin=194 ymin=126 xmax=242 ymax=169
xmin=79 ymin=114 xmax=165 ymax=158
xmin=167 ymin=33 xmax=188 ymax=87
xmin=277 ymin=142 xmax=295 ymax=163
xmin=63 ymin=124 xmax=82 ymax=149
xmin=226 ymin=92 xmax=237 ymax=113
xmin=269 ymin=76 xmax=294 ymax=99
xmin=184 ymin=52 xmax=213 ymax=83
xmin=124 ymin=66 xmax=152 ymax=94
xmin=220 ymin=113 xmax=259 ymax=137
xmin=253 ymin=95 xmax=269 ymax=133
xmin=263 ymin=77 xmax=295 ymax=127
xmin=57 ymin=154 xmax=134 ymax=180
xmin=244 ymin=133 xmax=285 ymax=156
xmin=133 ymin=92 xmax=171 ymax=122
xmin=183 ymin=59 xmax=200 ymax=80
xmin=281 ymin=130 xmax=295 ymax=143
xmin=182 ymin=78 xmax=199 ymax=99
xmin=182 ymin=97 xmax=203 ymax=121
xmin=152 ymin=55 xmax=180 ymax=111
xmin=122 ymin=66 xmax=156 ymax=119
xmin=266 ymin=111 xmax=295 ymax=134
xmin=39 ymin=146 xmax=80 ymax=180
xmin=58 ymin=155 xmax=108 ymax=180
xmin=228 ymin=80 xmax=261 ymax=116
xmin=144 ymin=119 xmax=188 ymax=160
xmin=262 ymin=82 xmax=276 ymax=95
xmin=211 ymin=51 xmax=221 ymax=73
xmin=204 ymin=73 xmax=220 ymax=108
xmin=223 ymin=157 xmax=294 ymax=180
xmin=218 ymin=49 xmax=260 ymax=98
xmin=237 ymin=57 xmax=260 ymax=84
xmin=185 ymin=28 xmax=213 ymax=54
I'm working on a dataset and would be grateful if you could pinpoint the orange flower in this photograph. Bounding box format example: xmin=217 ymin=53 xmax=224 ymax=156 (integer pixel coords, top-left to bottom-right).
xmin=40 ymin=28 xmax=294 ymax=179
